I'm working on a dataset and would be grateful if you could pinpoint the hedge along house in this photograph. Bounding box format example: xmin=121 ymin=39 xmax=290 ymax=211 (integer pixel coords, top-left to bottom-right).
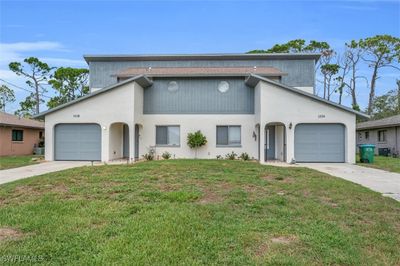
xmin=34 ymin=53 xmax=368 ymax=163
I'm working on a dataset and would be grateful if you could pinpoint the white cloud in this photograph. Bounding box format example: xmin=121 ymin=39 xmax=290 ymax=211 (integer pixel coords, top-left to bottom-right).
xmin=0 ymin=41 xmax=64 ymax=63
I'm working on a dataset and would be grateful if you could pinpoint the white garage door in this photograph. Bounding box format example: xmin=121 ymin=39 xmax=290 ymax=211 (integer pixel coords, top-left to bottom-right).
xmin=295 ymin=124 xmax=345 ymax=163
xmin=55 ymin=124 xmax=101 ymax=161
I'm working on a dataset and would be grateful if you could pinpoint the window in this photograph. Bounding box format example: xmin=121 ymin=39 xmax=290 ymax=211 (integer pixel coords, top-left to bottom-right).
xmin=216 ymin=126 xmax=241 ymax=146
xmin=156 ymin=126 xmax=180 ymax=146
xmin=365 ymin=131 xmax=369 ymax=140
xmin=378 ymin=130 xmax=387 ymax=142
xmin=12 ymin=129 xmax=23 ymax=141
xmin=39 ymin=131 xmax=43 ymax=139
xmin=218 ymin=81 xmax=230 ymax=93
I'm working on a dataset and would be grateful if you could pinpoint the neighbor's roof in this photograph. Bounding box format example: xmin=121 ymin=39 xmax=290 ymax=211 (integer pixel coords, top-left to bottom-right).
xmin=84 ymin=53 xmax=321 ymax=63
xmin=116 ymin=66 xmax=287 ymax=78
xmin=357 ymin=114 xmax=400 ymax=130
xmin=245 ymin=74 xmax=370 ymax=118
xmin=33 ymin=75 xmax=153 ymax=118
xmin=0 ymin=111 xmax=44 ymax=129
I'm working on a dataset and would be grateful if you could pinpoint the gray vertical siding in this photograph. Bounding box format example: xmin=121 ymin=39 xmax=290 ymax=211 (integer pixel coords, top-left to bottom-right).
xmin=143 ymin=77 xmax=254 ymax=114
xmin=89 ymin=59 xmax=315 ymax=89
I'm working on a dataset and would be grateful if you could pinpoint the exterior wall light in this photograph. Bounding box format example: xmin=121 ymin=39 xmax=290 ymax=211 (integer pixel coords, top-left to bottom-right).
xmin=289 ymin=123 xmax=293 ymax=129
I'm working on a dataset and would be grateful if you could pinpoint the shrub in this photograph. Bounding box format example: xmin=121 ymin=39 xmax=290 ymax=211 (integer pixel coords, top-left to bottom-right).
xmin=143 ymin=147 xmax=155 ymax=161
xmin=216 ymin=155 xmax=223 ymax=160
xmin=225 ymin=151 xmax=237 ymax=160
xmin=239 ymin=152 xmax=250 ymax=161
xmin=143 ymin=153 xmax=154 ymax=161
xmin=162 ymin=151 xmax=171 ymax=160
xmin=187 ymin=130 xmax=207 ymax=158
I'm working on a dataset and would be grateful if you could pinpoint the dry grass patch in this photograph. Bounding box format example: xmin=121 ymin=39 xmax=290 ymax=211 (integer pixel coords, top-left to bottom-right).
xmin=0 ymin=228 xmax=24 ymax=242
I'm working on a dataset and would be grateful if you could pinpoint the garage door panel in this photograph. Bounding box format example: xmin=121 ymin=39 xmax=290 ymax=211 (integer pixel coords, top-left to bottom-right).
xmin=295 ymin=124 xmax=345 ymax=163
xmin=55 ymin=124 xmax=101 ymax=161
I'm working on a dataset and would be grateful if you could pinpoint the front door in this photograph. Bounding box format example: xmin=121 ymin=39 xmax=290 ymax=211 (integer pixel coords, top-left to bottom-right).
xmin=134 ymin=124 xmax=139 ymax=160
xmin=123 ymin=124 xmax=129 ymax=158
xmin=265 ymin=125 xmax=275 ymax=161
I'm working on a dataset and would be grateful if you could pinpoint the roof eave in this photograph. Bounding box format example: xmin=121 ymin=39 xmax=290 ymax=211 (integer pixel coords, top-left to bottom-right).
xmin=84 ymin=53 xmax=321 ymax=63
xmin=33 ymin=75 xmax=152 ymax=119
xmin=246 ymin=74 xmax=370 ymax=119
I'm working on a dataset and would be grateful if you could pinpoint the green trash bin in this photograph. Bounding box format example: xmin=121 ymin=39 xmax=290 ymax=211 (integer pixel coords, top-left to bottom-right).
xmin=359 ymin=144 xmax=375 ymax=163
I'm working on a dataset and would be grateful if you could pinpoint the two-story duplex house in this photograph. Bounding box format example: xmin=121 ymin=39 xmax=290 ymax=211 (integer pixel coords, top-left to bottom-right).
xmin=35 ymin=53 xmax=368 ymax=163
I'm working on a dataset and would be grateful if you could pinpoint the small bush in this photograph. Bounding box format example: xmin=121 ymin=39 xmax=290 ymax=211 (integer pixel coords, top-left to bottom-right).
xmin=143 ymin=153 xmax=154 ymax=161
xmin=239 ymin=152 xmax=250 ymax=161
xmin=143 ymin=147 xmax=155 ymax=161
xmin=187 ymin=130 xmax=207 ymax=158
xmin=162 ymin=151 xmax=171 ymax=160
xmin=225 ymin=151 xmax=237 ymax=160
xmin=216 ymin=155 xmax=223 ymax=160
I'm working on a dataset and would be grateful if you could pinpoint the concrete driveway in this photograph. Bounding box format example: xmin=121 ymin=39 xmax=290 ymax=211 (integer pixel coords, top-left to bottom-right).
xmin=0 ymin=161 xmax=92 ymax=185
xmin=302 ymin=163 xmax=400 ymax=202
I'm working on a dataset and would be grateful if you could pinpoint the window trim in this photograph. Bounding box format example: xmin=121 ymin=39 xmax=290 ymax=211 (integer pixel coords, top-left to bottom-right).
xmin=12 ymin=129 xmax=24 ymax=142
xmin=155 ymin=125 xmax=181 ymax=147
xmin=216 ymin=125 xmax=242 ymax=147
xmin=377 ymin=130 xmax=387 ymax=143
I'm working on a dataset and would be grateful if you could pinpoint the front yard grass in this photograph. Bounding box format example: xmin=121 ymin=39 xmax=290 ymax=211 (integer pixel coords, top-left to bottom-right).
xmin=357 ymin=154 xmax=400 ymax=173
xmin=0 ymin=160 xmax=399 ymax=265
xmin=0 ymin=155 xmax=42 ymax=170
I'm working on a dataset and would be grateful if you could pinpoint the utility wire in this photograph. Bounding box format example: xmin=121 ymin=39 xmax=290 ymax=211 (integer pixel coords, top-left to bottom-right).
xmin=0 ymin=78 xmax=52 ymax=99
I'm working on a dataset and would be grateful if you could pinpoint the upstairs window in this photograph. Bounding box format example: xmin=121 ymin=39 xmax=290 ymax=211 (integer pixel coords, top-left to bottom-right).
xmin=156 ymin=126 xmax=180 ymax=146
xmin=12 ymin=129 xmax=24 ymax=141
xmin=378 ymin=130 xmax=386 ymax=142
xmin=216 ymin=126 xmax=241 ymax=146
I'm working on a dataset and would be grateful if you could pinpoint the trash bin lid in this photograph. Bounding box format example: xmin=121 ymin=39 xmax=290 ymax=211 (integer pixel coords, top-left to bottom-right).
xmin=359 ymin=144 xmax=375 ymax=148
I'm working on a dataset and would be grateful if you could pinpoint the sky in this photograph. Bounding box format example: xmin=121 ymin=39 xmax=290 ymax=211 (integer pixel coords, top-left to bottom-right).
xmin=0 ymin=0 xmax=399 ymax=113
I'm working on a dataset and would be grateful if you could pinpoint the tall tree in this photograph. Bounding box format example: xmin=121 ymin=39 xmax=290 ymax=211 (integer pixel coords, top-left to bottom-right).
xmin=9 ymin=57 xmax=53 ymax=115
xmin=321 ymin=63 xmax=340 ymax=100
xmin=343 ymin=41 xmax=365 ymax=111
xmin=47 ymin=67 xmax=89 ymax=108
xmin=358 ymin=35 xmax=400 ymax=114
xmin=371 ymin=83 xmax=400 ymax=119
xmin=0 ymin=85 xmax=16 ymax=112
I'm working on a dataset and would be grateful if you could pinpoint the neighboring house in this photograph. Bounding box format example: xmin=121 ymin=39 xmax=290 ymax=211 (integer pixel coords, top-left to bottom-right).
xmin=34 ymin=53 xmax=368 ymax=163
xmin=0 ymin=112 xmax=44 ymax=156
xmin=357 ymin=114 xmax=400 ymax=156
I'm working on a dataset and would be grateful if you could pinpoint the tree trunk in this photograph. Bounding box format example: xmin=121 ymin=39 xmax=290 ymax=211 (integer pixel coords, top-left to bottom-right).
xmin=34 ymin=79 xmax=40 ymax=115
xmin=367 ymin=64 xmax=379 ymax=115
xmin=323 ymin=75 xmax=327 ymax=99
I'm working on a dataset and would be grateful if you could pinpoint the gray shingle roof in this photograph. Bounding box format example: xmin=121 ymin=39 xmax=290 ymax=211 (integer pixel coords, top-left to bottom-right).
xmin=357 ymin=114 xmax=400 ymax=130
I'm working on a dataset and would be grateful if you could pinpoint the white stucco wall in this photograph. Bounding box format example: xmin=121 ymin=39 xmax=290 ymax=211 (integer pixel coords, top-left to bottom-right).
xmin=139 ymin=115 xmax=259 ymax=160
xmin=258 ymin=81 xmax=356 ymax=163
xmin=44 ymin=81 xmax=137 ymax=162
xmin=43 ymin=79 xmax=357 ymax=164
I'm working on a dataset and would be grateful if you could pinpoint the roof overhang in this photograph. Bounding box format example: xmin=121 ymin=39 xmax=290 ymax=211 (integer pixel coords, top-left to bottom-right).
xmin=84 ymin=53 xmax=321 ymax=64
xmin=0 ymin=123 xmax=44 ymax=129
xmin=357 ymin=124 xmax=400 ymax=130
xmin=245 ymin=74 xmax=370 ymax=119
xmin=33 ymin=75 xmax=152 ymax=119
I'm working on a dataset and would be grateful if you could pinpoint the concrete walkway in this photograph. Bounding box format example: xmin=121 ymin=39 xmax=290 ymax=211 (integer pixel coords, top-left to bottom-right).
xmin=301 ymin=163 xmax=400 ymax=202
xmin=0 ymin=161 xmax=92 ymax=185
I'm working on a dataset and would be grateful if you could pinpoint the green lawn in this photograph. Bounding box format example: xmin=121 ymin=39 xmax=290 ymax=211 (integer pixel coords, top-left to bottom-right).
xmin=357 ymin=154 xmax=400 ymax=173
xmin=0 ymin=160 xmax=399 ymax=265
xmin=0 ymin=155 xmax=42 ymax=170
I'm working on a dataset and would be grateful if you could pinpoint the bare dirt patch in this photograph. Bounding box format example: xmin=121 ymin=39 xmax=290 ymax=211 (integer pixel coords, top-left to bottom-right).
xmin=254 ymin=241 xmax=269 ymax=257
xmin=320 ymin=196 xmax=339 ymax=208
xmin=198 ymin=188 xmax=224 ymax=204
xmin=0 ymin=228 xmax=23 ymax=241
xmin=271 ymin=235 xmax=297 ymax=244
